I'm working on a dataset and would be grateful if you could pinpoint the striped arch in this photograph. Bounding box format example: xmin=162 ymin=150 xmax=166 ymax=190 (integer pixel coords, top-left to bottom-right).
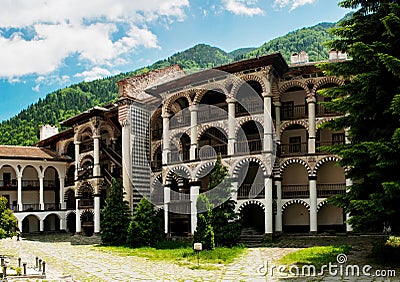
xmin=169 ymin=128 xmax=191 ymax=143
xmin=58 ymin=138 xmax=74 ymax=155
xmin=150 ymin=107 xmax=162 ymax=127
xmin=194 ymin=161 xmax=216 ymax=178
xmin=282 ymin=199 xmax=310 ymax=212
xmin=280 ymin=120 xmax=309 ymax=135
xmin=64 ymin=188 xmax=75 ymax=202
xmin=317 ymin=200 xmax=328 ymax=212
xmin=235 ymin=116 xmax=264 ymax=136
xmin=231 ymin=156 xmax=269 ymax=178
xmin=231 ymin=74 xmax=267 ymax=97
xmin=77 ymin=182 xmax=94 ymax=196
xmin=65 ymin=210 xmax=76 ymax=218
xmin=151 ymin=174 xmax=163 ymax=191
xmin=164 ymin=91 xmax=192 ymax=113
xmin=193 ymin=83 xmax=228 ymax=105
xmin=278 ymin=80 xmax=310 ymax=98
xmin=197 ymin=123 xmax=228 ymax=141
xmin=312 ymin=76 xmax=345 ymax=94
xmin=280 ymin=158 xmax=312 ymax=177
xmin=78 ymin=153 xmax=94 ymax=168
xmin=80 ymin=209 xmax=94 ymax=220
xmin=313 ymin=156 xmax=341 ymax=175
xmin=98 ymin=121 xmax=116 ymax=139
xmin=164 ymin=165 xmax=192 ymax=185
xmin=316 ymin=117 xmax=337 ymax=127
xmin=74 ymin=124 xmax=95 ymax=141
xmin=151 ymin=141 xmax=162 ymax=161
xmin=237 ymin=199 xmax=265 ymax=213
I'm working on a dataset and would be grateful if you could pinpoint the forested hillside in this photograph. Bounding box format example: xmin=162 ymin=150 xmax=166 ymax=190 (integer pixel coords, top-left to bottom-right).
xmin=0 ymin=16 xmax=344 ymax=146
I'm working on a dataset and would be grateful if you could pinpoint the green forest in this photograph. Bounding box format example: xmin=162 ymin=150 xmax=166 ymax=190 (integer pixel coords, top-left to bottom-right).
xmin=0 ymin=17 xmax=346 ymax=146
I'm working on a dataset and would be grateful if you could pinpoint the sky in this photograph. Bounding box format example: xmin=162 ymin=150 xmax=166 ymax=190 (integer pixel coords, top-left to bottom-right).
xmin=0 ymin=0 xmax=352 ymax=122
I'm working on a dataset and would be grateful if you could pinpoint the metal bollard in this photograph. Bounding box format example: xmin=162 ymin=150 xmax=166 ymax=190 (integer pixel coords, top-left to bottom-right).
xmin=42 ymin=261 xmax=46 ymax=275
xmin=38 ymin=259 xmax=42 ymax=271
xmin=18 ymin=257 xmax=21 ymax=267
xmin=35 ymin=257 xmax=39 ymax=268
xmin=23 ymin=262 xmax=27 ymax=276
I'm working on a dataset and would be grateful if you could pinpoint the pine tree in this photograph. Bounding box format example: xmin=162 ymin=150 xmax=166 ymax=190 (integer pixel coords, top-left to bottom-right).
xmin=126 ymin=197 xmax=164 ymax=247
xmin=0 ymin=196 xmax=17 ymax=239
xmin=319 ymin=0 xmax=400 ymax=233
xmin=193 ymin=194 xmax=215 ymax=250
xmin=100 ymin=178 xmax=131 ymax=245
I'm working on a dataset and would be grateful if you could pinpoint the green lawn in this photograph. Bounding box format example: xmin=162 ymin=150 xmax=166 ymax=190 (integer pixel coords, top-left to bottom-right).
xmin=278 ymin=245 xmax=352 ymax=269
xmin=95 ymin=242 xmax=246 ymax=270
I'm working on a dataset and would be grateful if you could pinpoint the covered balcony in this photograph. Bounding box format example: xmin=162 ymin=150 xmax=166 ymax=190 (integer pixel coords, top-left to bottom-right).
xmin=280 ymin=124 xmax=308 ymax=156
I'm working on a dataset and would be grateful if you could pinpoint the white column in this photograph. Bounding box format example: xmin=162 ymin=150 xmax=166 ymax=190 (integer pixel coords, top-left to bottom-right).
xmin=74 ymin=141 xmax=80 ymax=180
xmin=39 ymin=174 xmax=44 ymax=210
xmin=227 ymin=98 xmax=236 ymax=155
xmin=75 ymin=198 xmax=81 ymax=234
xmin=307 ymin=97 xmax=316 ymax=154
xmin=121 ymin=121 xmax=132 ymax=211
xmin=162 ymin=110 xmax=171 ymax=165
xmin=264 ymin=177 xmax=273 ymax=236
xmin=231 ymin=180 xmax=238 ymax=202
xmin=18 ymin=220 xmax=23 ymax=233
xmin=263 ymin=93 xmax=274 ymax=152
xmin=345 ymin=178 xmax=353 ymax=232
xmin=59 ymin=176 xmax=65 ymax=210
xmin=274 ymin=102 xmax=281 ymax=144
xmin=190 ymin=184 xmax=200 ymax=234
xmin=93 ymin=135 xmax=101 ymax=177
xmin=94 ymin=195 xmax=101 ymax=234
xmin=309 ymin=176 xmax=318 ymax=233
xmin=39 ymin=219 xmax=44 ymax=232
xmin=59 ymin=215 xmax=66 ymax=231
xmin=189 ymin=105 xmax=198 ymax=160
xmin=164 ymin=187 xmax=170 ymax=234
xmin=274 ymin=178 xmax=282 ymax=233
xmin=17 ymin=173 xmax=22 ymax=211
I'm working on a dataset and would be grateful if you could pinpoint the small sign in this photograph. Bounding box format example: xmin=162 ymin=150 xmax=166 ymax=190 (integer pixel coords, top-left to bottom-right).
xmin=193 ymin=242 xmax=202 ymax=251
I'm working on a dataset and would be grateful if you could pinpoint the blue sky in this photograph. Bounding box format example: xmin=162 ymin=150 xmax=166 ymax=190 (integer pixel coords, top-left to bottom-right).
xmin=0 ymin=0 xmax=351 ymax=122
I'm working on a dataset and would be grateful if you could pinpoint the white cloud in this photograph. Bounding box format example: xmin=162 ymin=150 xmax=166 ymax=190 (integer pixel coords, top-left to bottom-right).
xmin=74 ymin=67 xmax=114 ymax=82
xmin=32 ymin=74 xmax=71 ymax=92
xmin=273 ymin=0 xmax=316 ymax=11
xmin=0 ymin=0 xmax=189 ymax=79
xmin=222 ymin=0 xmax=264 ymax=16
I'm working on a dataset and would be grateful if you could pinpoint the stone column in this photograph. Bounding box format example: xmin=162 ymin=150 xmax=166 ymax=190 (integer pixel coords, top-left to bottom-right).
xmin=190 ymin=183 xmax=200 ymax=234
xmin=94 ymin=194 xmax=101 ymax=234
xmin=309 ymin=175 xmax=318 ymax=234
xmin=59 ymin=176 xmax=65 ymax=210
xmin=307 ymin=97 xmax=316 ymax=154
xmin=189 ymin=105 xmax=198 ymax=160
xmin=274 ymin=178 xmax=283 ymax=233
xmin=59 ymin=214 xmax=66 ymax=231
xmin=74 ymin=141 xmax=80 ymax=180
xmin=264 ymin=176 xmax=273 ymax=237
xmin=18 ymin=220 xmax=23 ymax=233
xmin=162 ymin=110 xmax=171 ymax=164
xmin=274 ymin=101 xmax=281 ymax=144
xmin=75 ymin=198 xmax=81 ymax=234
xmin=39 ymin=173 xmax=44 ymax=211
xmin=17 ymin=173 xmax=22 ymax=211
xmin=345 ymin=178 xmax=353 ymax=232
xmin=39 ymin=219 xmax=44 ymax=232
xmin=121 ymin=121 xmax=132 ymax=211
xmin=164 ymin=186 xmax=170 ymax=234
xmin=227 ymin=98 xmax=236 ymax=155
xmin=93 ymin=135 xmax=101 ymax=177
xmin=263 ymin=92 xmax=274 ymax=153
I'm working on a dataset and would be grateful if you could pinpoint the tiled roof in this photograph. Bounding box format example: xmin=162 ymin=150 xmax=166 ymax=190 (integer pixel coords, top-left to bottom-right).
xmin=0 ymin=145 xmax=67 ymax=161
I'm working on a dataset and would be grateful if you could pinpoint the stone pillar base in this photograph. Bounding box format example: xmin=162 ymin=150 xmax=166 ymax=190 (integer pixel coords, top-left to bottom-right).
xmin=309 ymin=231 xmax=318 ymax=235
xmin=263 ymin=233 xmax=274 ymax=242
xmin=274 ymin=231 xmax=283 ymax=237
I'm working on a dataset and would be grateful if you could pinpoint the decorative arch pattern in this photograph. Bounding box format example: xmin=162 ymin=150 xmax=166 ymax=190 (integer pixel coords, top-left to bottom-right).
xmin=197 ymin=123 xmax=228 ymax=141
xmin=232 ymin=74 xmax=266 ymax=97
xmin=237 ymin=200 xmax=265 ymax=213
xmin=282 ymin=199 xmax=310 ymax=212
xmin=317 ymin=200 xmax=328 ymax=212
xmin=194 ymin=161 xmax=216 ymax=178
xmin=164 ymin=91 xmax=192 ymax=113
xmin=312 ymin=76 xmax=345 ymax=94
xmin=77 ymin=182 xmax=94 ymax=196
xmin=280 ymin=120 xmax=309 ymax=135
xmin=44 ymin=213 xmax=61 ymax=220
xmin=235 ymin=116 xmax=264 ymax=136
xmin=280 ymin=158 xmax=312 ymax=177
xmin=193 ymin=83 xmax=228 ymax=105
xmin=279 ymin=81 xmax=310 ymax=98
xmin=151 ymin=141 xmax=162 ymax=161
xmin=231 ymin=157 xmax=269 ymax=178
xmin=80 ymin=209 xmax=94 ymax=220
xmin=316 ymin=117 xmax=337 ymax=127
xmin=164 ymin=165 xmax=192 ymax=184
xmin=313 ymin=156 xmax=341 ymax=175
xmin=58 ymin=138 xmax=74 ymax=155
xmin=151 ymin=174 xmax=162 ymax=190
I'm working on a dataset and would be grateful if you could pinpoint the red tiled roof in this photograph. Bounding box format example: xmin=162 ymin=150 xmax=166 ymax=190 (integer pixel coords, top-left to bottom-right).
xmin=0 ymin=145 xmax=67 ymax=161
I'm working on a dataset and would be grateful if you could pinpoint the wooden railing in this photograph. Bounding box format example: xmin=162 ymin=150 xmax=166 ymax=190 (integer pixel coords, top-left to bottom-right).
xmin=281 ymin=105 xmax=307 ymax=120
xmin=236 ymin=139 xmax=262 ymax=154
xmin=170 ymin=192 xmax=190 ymax=201
xmin=279 ymin=142 xmax=308 ymax=156
xmin=198 ymin=104 xmax=228 ymax=123
xmin=79 ymin=199 xmax=94 ymax=208
xmin=22 ymin=204 xmax=40 ymax=211
xmin=237 ymin=183 xmax=265 ymax=199
xmin=316 ymin=104 xmax=340 ymax=116
xmin=282 ymin=185 xmax=309 ymax=198
xmin=198 ymin=144 xmax=227 ymax=159
xmin=0 ymin=180 xmax=17 ymax=189
xmin=317 ymin=183 xmax=346 ymax=197
xmin=170 ymin=112 xmax=191 ymax=129
xmin=236 ymin=99 xmax=264 ymax=116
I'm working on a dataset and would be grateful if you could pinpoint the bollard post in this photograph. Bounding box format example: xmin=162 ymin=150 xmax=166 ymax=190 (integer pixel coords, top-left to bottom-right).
xmin=38 ymin=259 xmax=42 ymax=271
xmin=18 ymin=257 xmax=21 ymax=267
xmin=0 ymin=257 xmax=3 ymax=267
xmin=2 ymin=265 xmax=6 ymax=278
xmin=42 ymin=261 xmax=46 ymax=275
xmin=35 ymin=257 xmax=39 ymax=268
xmin=23 ymin=262 xmax=27 ymax=276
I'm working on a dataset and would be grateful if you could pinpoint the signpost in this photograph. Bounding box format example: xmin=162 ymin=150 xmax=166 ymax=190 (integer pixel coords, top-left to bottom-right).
xmin=193 ymin=242 xmax=202 ymax=267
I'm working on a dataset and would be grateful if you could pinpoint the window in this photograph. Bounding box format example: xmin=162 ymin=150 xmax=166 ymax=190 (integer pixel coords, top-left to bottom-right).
xmin=289 ymin=136 xmax=302 ymax=153
xmin=3 ymin=173 xmax=11 ymax=186
xmin=281 ymin=102 xmax=294 ymax=119
xmin=332 ymin=133 xmax=345 ymax=145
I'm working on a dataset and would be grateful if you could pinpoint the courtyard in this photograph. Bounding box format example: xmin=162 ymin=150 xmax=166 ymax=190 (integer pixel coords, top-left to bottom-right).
xmin=0 ymin=234 xmax=398 ymax=281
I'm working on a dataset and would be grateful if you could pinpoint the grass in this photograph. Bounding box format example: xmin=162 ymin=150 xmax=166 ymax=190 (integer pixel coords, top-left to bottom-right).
xmin=95 ymin=241 xmax=246 ymax=270
xmin=278 ymin=245 xmax=352 ymax=269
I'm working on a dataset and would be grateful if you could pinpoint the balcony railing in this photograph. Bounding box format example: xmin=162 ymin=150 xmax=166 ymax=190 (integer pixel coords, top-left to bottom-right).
xmin=44 ymin=203 xmax=59 ymax=210
xmin=22 ymin=180 xmax=39 ymax=188
xmin=22 ymin=203 xmax=40 ymax=211
xmin=279 ymin=142 xmax=308 ymax=156
xmin=281 ymin=105 xmax=307 ymax=120
xmin=168 ymin=151 xmax=190 ymax=164
xmin=198 ymin=104 xmax=228 ymax=123
xmin=0 ymin=180 xmax=17 ymax=189
xmin=236 ymin=139 xmax=262 ymax=154
xmin=317 ymin=183 xmax=346 ymax=198
xmin=44 ymin=180 xmax=56 ymax=188
xmin=236 ymin=100 xmax=264 ymax=116
xmin=150 ymin=192 xmax=164 ymax=205
xmin=282 ymin=185 xmax=309 ymax=198
xmin=170 ymin=112 xmax=191 ymax=129
xmin=170 ymin=191 xmax=190 ymax=201
xmin=198 ymin=144 xmax=227 ymax=159
xmin=316 ymin=104 xmax=340 ymax=117
xmin=150 ymin=160 xmax=162 ymax=171
xmin=78 ymin=199 xmax=94 ymax=208
xmin=237 ymin=183 xmax=265 ymax=199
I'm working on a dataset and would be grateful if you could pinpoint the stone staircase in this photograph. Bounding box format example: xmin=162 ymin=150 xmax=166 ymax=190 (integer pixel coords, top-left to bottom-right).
xmin=239 ymin=227 xmax=264 ymax=248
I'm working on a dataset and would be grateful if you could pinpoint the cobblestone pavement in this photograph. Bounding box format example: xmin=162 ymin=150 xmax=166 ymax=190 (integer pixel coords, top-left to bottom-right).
xmin=0 ymin=234 xmax=398 ymax=281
